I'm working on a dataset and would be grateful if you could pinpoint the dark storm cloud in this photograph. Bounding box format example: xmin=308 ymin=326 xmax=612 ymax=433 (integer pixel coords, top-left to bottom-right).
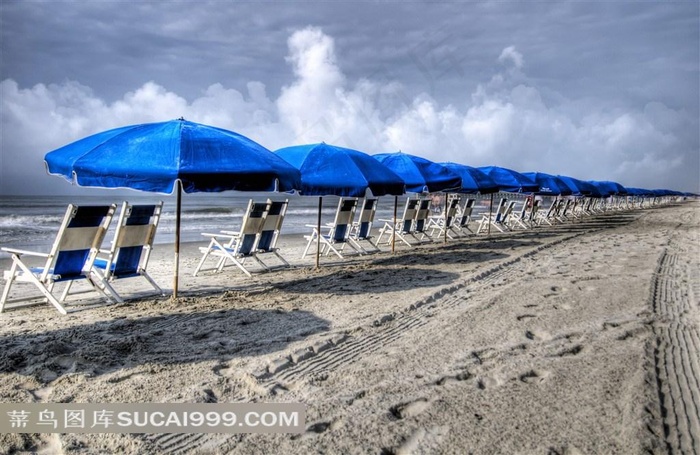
xmin=1 ymin=1 xmax=698 ymax=194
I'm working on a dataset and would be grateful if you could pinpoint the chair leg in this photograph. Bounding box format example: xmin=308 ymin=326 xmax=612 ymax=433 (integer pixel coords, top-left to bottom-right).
xmin=86 ymin=274 xmax=123 ymax=304
xmin=193 ymin=242 xmax=214 ymax=276
xmin=301 ymin=231 xmax=318 ymax=259
xmin=140 ymin=270 xmax=164 ymax=295
xmin=322 ymin=240 xmax=345 ymax=259
xmin=376 ymin=223 xmax=393 ymax=245
xmin=10 ymin=257 xmax=68 ymax=315
xmin=60 ymin=281 xmax=73 ymax=302
xmin=0 ymin=261 xmax=19 ymax=312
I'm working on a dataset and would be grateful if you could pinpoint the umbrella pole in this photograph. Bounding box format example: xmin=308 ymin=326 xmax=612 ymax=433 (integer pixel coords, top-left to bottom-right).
xmin=392 ymin=196 xmax=397 ymax=253
xmin=487 ymin=193 xmax=494 ymax=236
xmin=173 ymin=181 xmax=182 ymax=299
xmin=316 ymin=196 xmax=322 ymax=269
xmin=444 ymin=193 xmax=448 ymax=244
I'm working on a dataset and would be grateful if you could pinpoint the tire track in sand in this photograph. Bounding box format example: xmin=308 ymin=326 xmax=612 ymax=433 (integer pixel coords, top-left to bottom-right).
xmin=650 ymin=230 xmax=700 ymax=454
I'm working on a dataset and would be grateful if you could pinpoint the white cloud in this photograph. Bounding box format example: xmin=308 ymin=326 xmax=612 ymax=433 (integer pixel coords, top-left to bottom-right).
xmin=1 ymin=32 xmax=697 ymax=195
xmin=498 ymin=46 xmax=525 ymax=69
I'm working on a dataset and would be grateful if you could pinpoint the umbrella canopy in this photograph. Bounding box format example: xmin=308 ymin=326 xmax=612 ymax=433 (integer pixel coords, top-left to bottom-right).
xmin=478 ymin=166 xmax=539 ymax=193
xmin=44 ymin=118 xmax=302 ymax=298
xmin=588 ymin=180 xmax=628 ymax=196
xmin=276 ymin=142 xmax=405 ymax=266
xmin=440 ymin=162 xmax=499 ymax=194
xmin=373 ymin=152 xmax=462 ymax=193
xmin=522 ymin=172 xmax=572 ymax=196
xmin=45 ymin=119 xmax=301 ymax=193
xmin=557 ymin=175 xmax=603 ymax=197
xmin=623 ymin=187 xmax=651 ymax=197
xmin=275 ymin=143 xmax=405 ymax=197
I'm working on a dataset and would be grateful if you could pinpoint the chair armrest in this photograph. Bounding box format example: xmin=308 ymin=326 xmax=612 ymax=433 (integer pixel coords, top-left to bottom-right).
xmin=201 ymin=232 xmax=235 ymax=240
xmin=1 ymin=247 xmax=50 ymax=258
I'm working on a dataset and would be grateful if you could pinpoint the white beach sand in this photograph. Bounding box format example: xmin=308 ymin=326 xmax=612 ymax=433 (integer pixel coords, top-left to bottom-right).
xmin=1 ymin=201 xmax=698 ymax=454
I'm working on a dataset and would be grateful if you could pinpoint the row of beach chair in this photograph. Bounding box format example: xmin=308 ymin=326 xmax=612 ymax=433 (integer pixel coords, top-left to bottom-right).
xmin=3 ymin=193 xmax=652 ymax=314
xmin=376 ymin=195 xmax=477 ymax=246
xmin=194 ymin=199 xmax=290 ymax=277
xmin=301 ymin=198 xmax=380 ymax=259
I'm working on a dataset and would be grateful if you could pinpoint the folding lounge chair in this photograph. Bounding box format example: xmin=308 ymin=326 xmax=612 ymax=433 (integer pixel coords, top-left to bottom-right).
xmin=527 ymin=199 xmax=540 ymax=227
xmin=376 ymin=198 xmax=420 ymax=247
xmin=91 ymin=201 xmax=164 ymax=302
xmin=498 ymin=201 xmax=517 ymax=230
xmin=193 ymin=200 xmax=269 ymax=277
xmin=508 ymin=201 xmax=530 ymax=230
xmin=302 ymin=198 xmax=359 ymax=259
xmin=455 ymin=198 xmax=476 ymax=235
xmin=428 ymin=195 xmax=461 ymax=240
xmin=477 ymin=198 xmax=510 ymax=234
xmin=570 ymin=198 xmax=584 ymax=219
xmin=411 ymin=198 xmax=433 ymax=242
xmin=1 ymin=204 xmax=117 ymax=315
xmin=254 ymin=199 xmax=291 ymax=269
xmin=536 ymin=199 xmax=557 ymax=226
xmin=555 ymin=199 xmax=572 ymax=223
xmin=349 ymin=198 xmax=380 ymax=253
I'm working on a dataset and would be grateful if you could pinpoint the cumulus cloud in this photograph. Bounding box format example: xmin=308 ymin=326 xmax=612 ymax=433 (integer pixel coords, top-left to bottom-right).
xmin=1 ymin=28 xmax=697 ymax=195
xmin=498 ymin=46 xmax=525 ymax=69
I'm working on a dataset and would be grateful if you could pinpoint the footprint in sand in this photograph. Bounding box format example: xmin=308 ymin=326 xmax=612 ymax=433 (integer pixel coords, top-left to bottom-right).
xmin=525 ymin=329 xmax=551 ymax=341
xmin=476 ymin=375 xmax=503 ymax=390
xmin=390 ymin=398 xmax=432 ymax=420
xmin=519 ymin=369 xmax=550 ymax=384
xmin=434 ymin=372 xmax=473 ymax=386
xmin=307 ymin=421 xmax=331 ymax=433
xmin=390 ymin=425 xmax=449 ymax=455
xmin=551 ymin=345 xmax=585 ymax=357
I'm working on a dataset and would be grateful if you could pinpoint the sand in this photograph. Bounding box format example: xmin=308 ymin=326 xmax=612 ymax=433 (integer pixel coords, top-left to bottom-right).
xmin=1 ymin=201 xmax=699 ymax=454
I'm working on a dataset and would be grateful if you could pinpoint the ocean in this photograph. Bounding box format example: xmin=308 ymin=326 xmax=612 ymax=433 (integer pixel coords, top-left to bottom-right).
xmin=0 ymin=193 xmax=498 ymax=259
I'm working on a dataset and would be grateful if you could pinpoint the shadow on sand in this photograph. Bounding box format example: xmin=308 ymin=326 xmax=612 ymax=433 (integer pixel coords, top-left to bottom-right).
xmin=0 ymin=307 xmax=330 ymax=381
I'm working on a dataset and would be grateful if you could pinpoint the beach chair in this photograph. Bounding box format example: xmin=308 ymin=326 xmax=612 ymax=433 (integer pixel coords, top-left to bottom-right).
xmin=376 ymin=198 xmax=420 ymax=247
xmin=528 ymin=199 xmax=540 ymax=227
xmin=536 ymin=199 xmax=557 ymax=226
xmin=193 ymin=199 xmax=269 ymax=277
xmin=90 ymin=201 xmax=164 ymax=302
xmin=254 ymin=199 xmax=291 ymax=269
xmin=476 ymin=197 xmax=510 ymax=234
xmin=427 ymin=194 xmax=461 ymax=239
xmin=507 ymin=201 xmax=530 ymax=230
xmin=349 ymin=198 xmax=380 ymax=253
xmin=412 ymin=198 xmax=433 ymax=242
xmin=583 ymin=197 xmax=596 ymax=216
xmin=454 ymin=198 xmax=476 ymax=235
xmin=1 ymin=204 xmax=117 ymax=314
xmin=302 ymin=198 xmax=359 ymax=259
xmin=555 ymin=199 xmax=572 ymax=223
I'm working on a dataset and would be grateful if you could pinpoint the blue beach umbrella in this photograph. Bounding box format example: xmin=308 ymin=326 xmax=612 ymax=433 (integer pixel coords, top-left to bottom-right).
xmin=440 ymin=162 xmax=499 ymax=194
xmin=522 ymin=172 xmax=572 ymax=196
xmin=476 ymin=166 xmax=538 ymax=235
xmin=373 ymin=151 xmax=462 ymax=247
xmin=275 ymin=143 xmax=405 ymax=197
xmin=275 ymin=142 xmax=405 ymax=265
xmin=44 ymin=118 xmax=302 ymax=297
xmin=478 ymin=166 xmax=539 ymax=193
xmin=373 ymin=151 xmax=462 ymax=193
xmin=557 ymin=175 xmax=602 ymax=197
xmin=589 ymin=180 xmax=628 ymax=197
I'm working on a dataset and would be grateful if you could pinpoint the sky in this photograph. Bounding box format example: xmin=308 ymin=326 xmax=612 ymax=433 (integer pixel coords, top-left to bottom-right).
xmin=1 ymin=0 xmax=698 ymax=195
